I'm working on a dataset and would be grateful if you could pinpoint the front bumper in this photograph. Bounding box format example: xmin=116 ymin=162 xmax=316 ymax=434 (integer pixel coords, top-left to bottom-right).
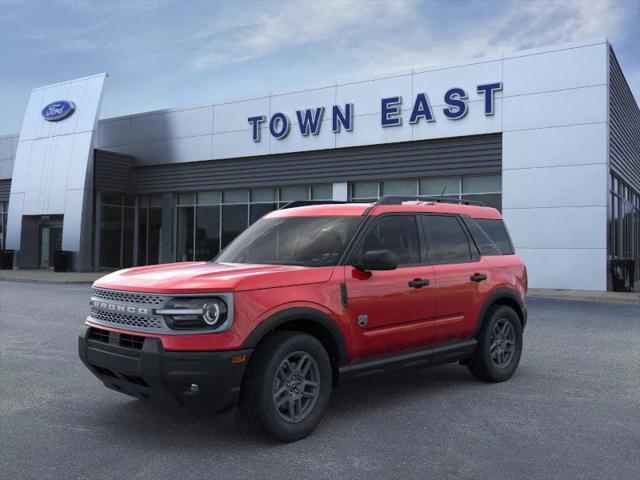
xmin=78 ymin=326 xmax=252 ymax=410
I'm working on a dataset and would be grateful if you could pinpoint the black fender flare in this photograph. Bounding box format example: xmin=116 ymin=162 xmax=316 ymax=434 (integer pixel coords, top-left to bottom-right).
xmin=473 ymin=288 xmax=526 ymax=337
xmin=242 ymin=307 xmax=348 ymax=366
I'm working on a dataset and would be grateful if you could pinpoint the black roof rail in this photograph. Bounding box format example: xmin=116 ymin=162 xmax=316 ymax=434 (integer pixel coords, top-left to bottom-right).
xmin=375 ymin=195 xmax=486 ymax=206
xmin=279 ymin=200 xmax=352 ymax=209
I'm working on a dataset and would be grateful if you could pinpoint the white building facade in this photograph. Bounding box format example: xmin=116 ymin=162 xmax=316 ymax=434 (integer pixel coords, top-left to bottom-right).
xmin=0 ymin=39 xmax=638 ymax=291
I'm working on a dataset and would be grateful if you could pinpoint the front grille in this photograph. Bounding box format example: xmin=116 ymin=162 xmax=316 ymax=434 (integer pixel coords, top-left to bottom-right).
xmin=120 ymin=333 xmax=145 ymax=350
xmin=91 ymin=288 xmax=165 ymax=306
xmin=90 ymin=308 xmax=165 ymax=330
xmin=88 ymin=327 xmax=110 ymax=343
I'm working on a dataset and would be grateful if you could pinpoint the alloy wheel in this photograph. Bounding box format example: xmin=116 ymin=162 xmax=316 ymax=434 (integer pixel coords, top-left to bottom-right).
xmin=272 ymin=351 xmax=320 ymax=423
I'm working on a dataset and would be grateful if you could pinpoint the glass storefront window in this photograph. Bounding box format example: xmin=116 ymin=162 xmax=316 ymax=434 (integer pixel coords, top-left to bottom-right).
xmin=311 ymin=184 xmax=332 ymax=200
xmin=383 ymin=179 xmax=418 ymax=196
xmin=222 ymin=204 xmax=246 ymax=248
xmin=99 ymin=205 xmax=123 ymax=268
xmin=175 ymin=184 xmax=329 ymax=261
xmin=198 ymin=191 xmax=221 ymax=205
xmin=280 ymin=186 xmax=308 ymax=202
xmin=608 ymin=173 xmax=640 ymax=291
xmin=177 ymin=192 xmax=195 ymax=205
xmin=419 ymin=177 xmax=459 ymax=196
xmin=350 ymin=175 xmax=502 ymax=210
xmin=0 ymin=201 xmax=6 ymax=250
xmin=176 ymin=206 xmax=195 ymax=262
xmin=352 ymin=181 xmax=378 ymax=200
xmin=137 ymin=196 xmax=163 ymax=266
xmin=224 ymin=189 xmax=249 ymax=204
xmin=462 ymin=175 xmax=501 ymax=194
xmin=98 ymin=193 xmax=136 ymax=269
xmin=251 ymin=188 xmax=276 ymax=202
xmin=195 ymin=205 xmax=221 ymax=260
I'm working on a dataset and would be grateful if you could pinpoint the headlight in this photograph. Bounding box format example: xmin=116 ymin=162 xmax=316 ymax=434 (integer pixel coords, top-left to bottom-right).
xmin=158 ymin=297 xmax=229 ymax=331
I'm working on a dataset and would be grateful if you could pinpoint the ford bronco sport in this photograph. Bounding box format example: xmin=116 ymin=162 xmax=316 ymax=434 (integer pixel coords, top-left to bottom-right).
xmin=79 ymin=196 xmax=527 ymax=442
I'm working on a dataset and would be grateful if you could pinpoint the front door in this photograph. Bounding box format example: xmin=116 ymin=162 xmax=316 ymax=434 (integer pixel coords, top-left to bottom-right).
xmin=345 ymin=214 xmax=436 ymax=359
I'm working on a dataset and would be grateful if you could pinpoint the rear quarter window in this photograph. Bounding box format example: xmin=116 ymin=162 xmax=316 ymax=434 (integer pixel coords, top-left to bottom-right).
xmin=475 ymin=219 xmax=515 ymax=255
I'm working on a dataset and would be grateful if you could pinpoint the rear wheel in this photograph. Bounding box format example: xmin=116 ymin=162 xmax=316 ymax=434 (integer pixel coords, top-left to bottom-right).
xmin=241 ymin=331 xmax=332 ymax=442
xmin=468 ymin=305 xmax=522 ymax=382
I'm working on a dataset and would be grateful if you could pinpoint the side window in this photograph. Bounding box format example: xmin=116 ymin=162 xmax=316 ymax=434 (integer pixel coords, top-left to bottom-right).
xmin=476 ymin=219 xmax=515 ymax=255
xmin=464 ymin=217 xmax=502 ymax=256
xmin=422 ymin=215 xmax=472 ymax=263
xmin=359 ymin=215 xmax=420 ymax=265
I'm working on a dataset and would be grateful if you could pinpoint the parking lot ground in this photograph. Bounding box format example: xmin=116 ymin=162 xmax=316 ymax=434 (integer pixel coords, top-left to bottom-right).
xmin=1 ymin=281 xmax=639 ymax=480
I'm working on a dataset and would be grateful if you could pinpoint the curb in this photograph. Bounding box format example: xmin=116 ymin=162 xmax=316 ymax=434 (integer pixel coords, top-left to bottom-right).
xmin=527 ymin=293 xmax=640 ymax=306
xmin=1 ymin=277 xmax=96 ymax=285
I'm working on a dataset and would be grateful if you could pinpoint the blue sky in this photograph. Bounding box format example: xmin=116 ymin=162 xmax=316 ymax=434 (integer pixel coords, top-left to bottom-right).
xmin=1 ymin=0 xmax=638 ymax=135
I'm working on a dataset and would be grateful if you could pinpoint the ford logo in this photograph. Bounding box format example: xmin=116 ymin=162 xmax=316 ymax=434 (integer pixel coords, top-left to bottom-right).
xmin=41 ymin=100 xmax=76 ymax=122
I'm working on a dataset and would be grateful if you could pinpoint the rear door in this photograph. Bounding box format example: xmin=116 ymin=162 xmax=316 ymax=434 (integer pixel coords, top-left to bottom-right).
xmin=420 ymin=214 xmax=494 ymax=344
xmin=345 ymin=214 xmax=436 ymax=359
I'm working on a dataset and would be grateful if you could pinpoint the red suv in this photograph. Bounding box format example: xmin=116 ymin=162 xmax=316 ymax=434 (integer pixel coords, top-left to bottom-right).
xmin=79 ymin=196 xmax=527 ymax=441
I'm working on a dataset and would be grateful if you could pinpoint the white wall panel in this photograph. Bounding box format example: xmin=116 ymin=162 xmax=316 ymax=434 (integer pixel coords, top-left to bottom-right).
xmin=61 ymin=188 xmax=85 ymax=250
xmin=213 ymin=129 xmax=270 ymax=158
xmin=130 ymin=113 xmax=164 ymax=143
xmin=336 ymin=74 xmax=412 ymax=116
xmin=518 ymin=248 xmax=607 ymax=291
xmin=335 ymin=113 xmax=411 ymax=148
xmin=413 ymin=60 xmax=502 ymax=102
xmin=270 ymin=118 xmax=334 ymax=155
xmin=503 ymin=163 xmax=607 ymax=209
xmin=503 ymin=123 xmax=607 ymax=170
xmin=162 ymin=135 xmax=213 ymax=164
xmin=503 ymin=43 xmax=607 ymax=96
xmin=0 ymin=160 xmax=13 ymax=179
xmin=504 ymin=206 xmax=606 ymax=250
xmin=503 ymin=85 xmax=607 ymax=131
xmin=270 ymin=87 xmax=336 ymax=118
xmin=412 ymin=99 xmax=502 ymax=141
xmin=65 ymin=132 xmax=93 ymax=190
xmin=214 ymin=97 xmax=270 ymax=134
xmin=99 ymin=118 xmax=131 ymax=148
xmin=0 ymin=135 xmax=17 ymax=160
xmin=163 ymin=105 xmax=213 ymax=139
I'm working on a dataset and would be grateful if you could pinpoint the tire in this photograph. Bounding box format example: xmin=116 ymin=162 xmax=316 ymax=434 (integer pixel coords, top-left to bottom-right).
xmin=240 ymin=331 xmax=332 ymax=442
xmin=468 ymin=305 xmax=523 ymax=382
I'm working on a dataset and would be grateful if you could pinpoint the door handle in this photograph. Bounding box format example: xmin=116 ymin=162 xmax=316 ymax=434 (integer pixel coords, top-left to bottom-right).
xmin=470 ymin=273 xmax=488 ymax=282
xmin=408 ymin=278 xmax=430 ymax=288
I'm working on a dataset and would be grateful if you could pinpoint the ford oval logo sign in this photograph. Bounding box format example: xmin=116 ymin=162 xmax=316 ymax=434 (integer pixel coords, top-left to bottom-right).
xmin=41 ymin=100 xmax=76 ymax=122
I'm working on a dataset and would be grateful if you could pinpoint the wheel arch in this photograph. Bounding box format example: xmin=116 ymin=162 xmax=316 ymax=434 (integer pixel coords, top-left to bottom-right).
xmin=473 ymin=288 xmax=526 ymax=337
xmin=242 ymin=307 xmax=348 ymax=384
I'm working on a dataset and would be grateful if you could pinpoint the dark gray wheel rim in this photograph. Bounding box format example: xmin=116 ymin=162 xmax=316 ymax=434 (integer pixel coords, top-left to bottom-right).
xmin=272 ymin=351 xmax=320 ymax=423
xmin=490 ymin=319 xmax=516 ymax=368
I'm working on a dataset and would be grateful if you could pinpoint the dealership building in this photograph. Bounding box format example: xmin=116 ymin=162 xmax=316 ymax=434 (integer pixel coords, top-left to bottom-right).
xmin=0 ymin=39 xmax=638 ymax=291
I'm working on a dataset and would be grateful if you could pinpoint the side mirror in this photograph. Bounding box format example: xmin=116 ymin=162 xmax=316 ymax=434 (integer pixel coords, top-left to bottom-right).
xmin=354 ymin=249 xmax=398 ymax=271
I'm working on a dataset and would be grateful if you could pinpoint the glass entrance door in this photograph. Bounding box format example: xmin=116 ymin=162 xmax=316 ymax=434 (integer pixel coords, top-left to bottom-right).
xmin=39 ymin=225 xmax=62 ymax=268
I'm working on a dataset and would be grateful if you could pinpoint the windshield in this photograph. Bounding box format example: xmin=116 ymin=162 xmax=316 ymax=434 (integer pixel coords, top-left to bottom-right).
xmin=216 ymin=216 xmax=362 ymax=267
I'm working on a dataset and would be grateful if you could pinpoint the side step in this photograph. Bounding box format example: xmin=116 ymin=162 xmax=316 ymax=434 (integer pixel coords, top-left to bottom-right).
xmin=338 ymin=339 xmax=477 ymax=382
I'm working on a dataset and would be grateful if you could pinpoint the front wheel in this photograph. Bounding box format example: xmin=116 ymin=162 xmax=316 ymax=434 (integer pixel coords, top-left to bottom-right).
xmin=468 ymin=305 xmax=523 ymax=382
xmin=241 ymin=331 xmax=332 ymax=442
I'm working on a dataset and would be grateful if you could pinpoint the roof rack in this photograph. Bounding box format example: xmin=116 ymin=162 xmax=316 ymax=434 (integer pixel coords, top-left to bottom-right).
xmin=279 ymin=200 xmax=352 ymax=209
xmin=376 ymin=195 xmax=486 ymax=206
xmin=278 ymin=196 xmax=486 ymax=211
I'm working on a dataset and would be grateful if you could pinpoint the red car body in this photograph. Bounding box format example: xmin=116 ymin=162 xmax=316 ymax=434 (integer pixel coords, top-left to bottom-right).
xmin=80 ymin=200 xmax=527 ymax=417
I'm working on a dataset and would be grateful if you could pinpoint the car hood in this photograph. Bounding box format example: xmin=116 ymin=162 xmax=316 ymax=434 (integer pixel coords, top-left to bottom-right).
xmin=93 ymin=262 xmax=335 ymax=294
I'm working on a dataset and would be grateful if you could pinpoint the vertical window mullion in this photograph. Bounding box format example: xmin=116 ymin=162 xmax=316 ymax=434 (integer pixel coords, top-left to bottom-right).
xmin=192 ymin=202 xmax=197 ymax=261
